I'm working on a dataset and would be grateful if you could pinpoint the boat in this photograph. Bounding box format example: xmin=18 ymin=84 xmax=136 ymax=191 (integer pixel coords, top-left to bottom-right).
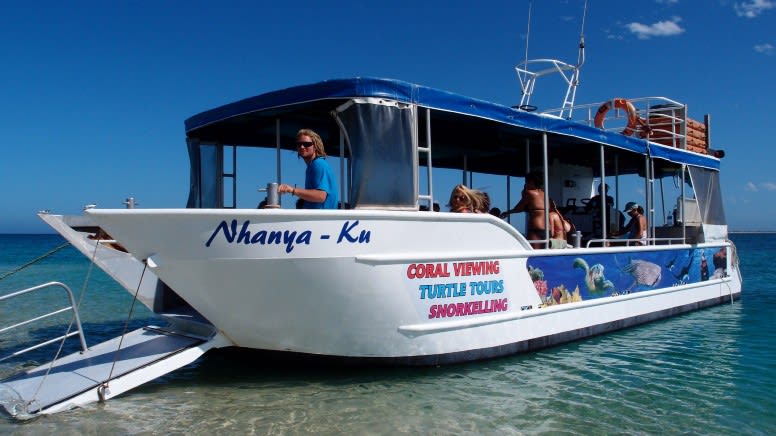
xmin=0 ymin=63 xmax=741 ymax=417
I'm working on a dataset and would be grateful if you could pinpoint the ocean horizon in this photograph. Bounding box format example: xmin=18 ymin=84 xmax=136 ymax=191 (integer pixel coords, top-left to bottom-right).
xmin=1 ymin=233 xmax=774 ymax=434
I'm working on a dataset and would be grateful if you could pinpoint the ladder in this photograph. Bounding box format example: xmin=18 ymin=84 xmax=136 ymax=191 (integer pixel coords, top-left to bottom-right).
xmin=418 ymin=107 xmax=434 ymax=210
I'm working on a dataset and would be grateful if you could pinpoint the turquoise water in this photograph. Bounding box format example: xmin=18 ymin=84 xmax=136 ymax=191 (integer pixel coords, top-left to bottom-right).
xmin=0 ymin=233 xmax=774 ymax=434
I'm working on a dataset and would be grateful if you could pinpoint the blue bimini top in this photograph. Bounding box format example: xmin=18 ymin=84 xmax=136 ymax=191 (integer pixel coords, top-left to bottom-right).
xmin=185 ymin=77 xmax=721 ymax=172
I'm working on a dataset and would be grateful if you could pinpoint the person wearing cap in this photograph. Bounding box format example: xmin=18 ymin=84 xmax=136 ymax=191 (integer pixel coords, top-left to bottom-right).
xmin=611 ymin=202 xmax=647 ymax=245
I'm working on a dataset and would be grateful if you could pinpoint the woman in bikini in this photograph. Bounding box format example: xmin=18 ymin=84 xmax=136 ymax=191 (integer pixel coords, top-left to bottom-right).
xmin=549 ymin=199 xmax=572 ymax=248
xmin=500 ymin=172 xmax=546 ymax=248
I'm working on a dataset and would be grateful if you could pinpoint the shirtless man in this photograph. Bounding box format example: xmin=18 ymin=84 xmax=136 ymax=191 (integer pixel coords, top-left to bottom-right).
xmin=501 ymin=172 xmax=546 ymax=248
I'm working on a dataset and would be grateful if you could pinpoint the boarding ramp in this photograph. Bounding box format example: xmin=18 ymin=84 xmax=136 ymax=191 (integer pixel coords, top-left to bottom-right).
xmin=0 ymin=282 xmax=229 ymax=418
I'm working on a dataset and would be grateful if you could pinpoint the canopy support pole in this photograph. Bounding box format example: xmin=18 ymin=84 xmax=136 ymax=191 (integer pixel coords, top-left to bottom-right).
xmin=599 ymin=144 xmax=607 ymax=243
xmin=275 ymin=119 xmax=281 ymax=206
xmin=542 ymin=133 xmax=550 ymax=246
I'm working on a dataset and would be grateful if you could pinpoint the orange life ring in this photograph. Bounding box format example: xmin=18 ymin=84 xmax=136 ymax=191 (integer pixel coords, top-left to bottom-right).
xmin=594 ymin=98 xmax=642 ymax=136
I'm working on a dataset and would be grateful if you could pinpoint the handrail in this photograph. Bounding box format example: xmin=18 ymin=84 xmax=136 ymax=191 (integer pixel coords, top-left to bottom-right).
xmin=525 ymin=235 xmax=686 ymax=250
xmin=542 ymin=96 xmax=695 ymax=151
xmin=543 ymin=96 xmax=685 ymax=121
xmin=650 ymin=237 xmax=686 ymax=245
xmin=585 ymin=236 xmax=687 ymax=248
xmin=0 ymin=281 xmax=88 ymax=363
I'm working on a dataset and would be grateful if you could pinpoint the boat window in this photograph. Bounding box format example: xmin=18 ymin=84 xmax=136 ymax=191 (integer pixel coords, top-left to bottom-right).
xmin=688 ymin=166 xmax=726 ymax=225
xmin=186 ymin=140 xmax=224 ymax=208
xmin=335 ymin=99 xmax=417 ymax=209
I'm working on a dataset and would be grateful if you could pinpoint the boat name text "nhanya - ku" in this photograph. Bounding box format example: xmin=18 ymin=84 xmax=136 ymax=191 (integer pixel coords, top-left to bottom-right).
xmin=205 ymin=219 xmax=372 ymax=253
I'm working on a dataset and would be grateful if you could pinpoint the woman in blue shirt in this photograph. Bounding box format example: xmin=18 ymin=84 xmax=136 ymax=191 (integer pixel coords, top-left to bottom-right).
xmin=278 ymin=129 xmax=339 ymax=209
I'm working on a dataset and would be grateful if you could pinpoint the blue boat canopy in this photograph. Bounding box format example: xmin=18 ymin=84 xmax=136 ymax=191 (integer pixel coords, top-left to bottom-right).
xmin=185 ymin=77 xmax=721 ymax=173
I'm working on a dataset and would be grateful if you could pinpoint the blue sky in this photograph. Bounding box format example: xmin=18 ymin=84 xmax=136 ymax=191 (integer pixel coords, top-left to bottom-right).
xmin=1 ymin=0 xmax=774 ymax=233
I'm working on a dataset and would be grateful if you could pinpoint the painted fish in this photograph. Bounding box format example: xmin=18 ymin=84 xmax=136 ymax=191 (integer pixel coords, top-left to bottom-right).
xmin=623 ymin=259 xmax=662 ymax=290
xmin=573 ymin=257 xmax=615 ymax=294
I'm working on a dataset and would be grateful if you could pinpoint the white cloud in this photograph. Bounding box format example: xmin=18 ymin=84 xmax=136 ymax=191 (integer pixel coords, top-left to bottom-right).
xmin=744 ymin=181 xmax=776 ymax=192
xmin=604 ymin=29 xmax=624 ymax=40
xmin=755 ymin=43 xmax=775 ymax=55
xmin=606 ymin=34 xmax=624 ymax=40
xmin=626 ymin=17 xmax=685 ymax=39
xmin=656 ymin=0 xmax=679 ymax=4
xmin=735 ymin=0 xmax=775 ymax=18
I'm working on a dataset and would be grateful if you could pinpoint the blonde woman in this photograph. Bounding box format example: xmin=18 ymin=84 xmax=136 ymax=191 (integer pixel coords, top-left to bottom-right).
xmin=448 ymin=184 xmax=488 ymax=213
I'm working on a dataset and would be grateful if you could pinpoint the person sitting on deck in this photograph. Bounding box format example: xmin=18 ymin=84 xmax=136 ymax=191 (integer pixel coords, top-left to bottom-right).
xmin=500 ymin=172 xmax=546 ymax=248
xmin=448 ymin=184 xmax=488 ymax=213
xmin=610 ymin=202 xmax=647 ymax=245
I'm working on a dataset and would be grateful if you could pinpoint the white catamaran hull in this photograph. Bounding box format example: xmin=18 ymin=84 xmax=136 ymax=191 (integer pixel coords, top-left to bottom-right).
xmin=2 ymin=76 xmax=741 ymax=418
xmin=85 ymin=208 xmax=741 ymax=363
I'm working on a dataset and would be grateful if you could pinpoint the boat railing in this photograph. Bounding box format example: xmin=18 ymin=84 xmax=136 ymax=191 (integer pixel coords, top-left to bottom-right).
xmin=528 ymin=238 xmax=578 ymax=249
xmin=651 ymin=237 xmax=687 ymax=245
xmin=585 ymin=236 xmax=686 ymax=248
xmin=0 ymin=281 xmax=88 ymax=363
xmin=541 ymin=96 xmax=708 ymax=153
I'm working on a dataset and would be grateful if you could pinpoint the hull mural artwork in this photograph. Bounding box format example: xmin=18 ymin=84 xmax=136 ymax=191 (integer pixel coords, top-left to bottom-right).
xmin=528 ymin=246 xmax=728 ymax=306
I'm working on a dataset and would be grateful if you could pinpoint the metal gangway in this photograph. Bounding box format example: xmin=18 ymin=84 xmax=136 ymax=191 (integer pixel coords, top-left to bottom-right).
xmin=0 ymin=282 xmax=88 ymax=364
xmin=0 ymin=281 xmax=227 ymax=418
